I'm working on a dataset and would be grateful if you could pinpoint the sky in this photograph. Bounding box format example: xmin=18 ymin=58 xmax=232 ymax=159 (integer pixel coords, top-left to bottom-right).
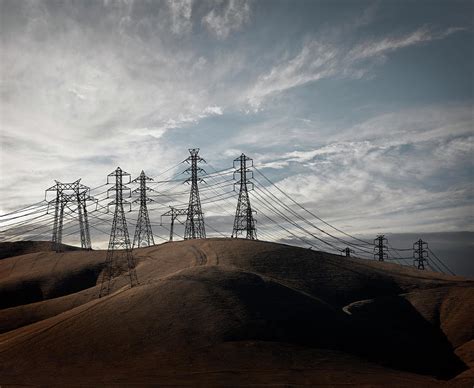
xmin=0 ymin=0 xmax=473 ymax=274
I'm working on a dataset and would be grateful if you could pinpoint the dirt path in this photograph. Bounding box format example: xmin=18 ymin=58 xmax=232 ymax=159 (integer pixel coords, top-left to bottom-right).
xmin=189 ymin=246 xmax=208 ymax=266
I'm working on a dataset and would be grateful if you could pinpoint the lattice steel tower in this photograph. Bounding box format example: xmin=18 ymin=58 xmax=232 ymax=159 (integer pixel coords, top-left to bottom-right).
xmin=184 ymin=149 xmax=206 ymax=239
xmin=413 ymin=239 xmax=428 ymax=270
xmin=132 ymin=170 xmax=155 ymax=248
xmin=341 ymin=247 xmax=354 ymax=257
xmin=374 ymin=234 xmax=388 ymax=261
xmin=161 ymin=206 xmax=188 ymax=241
xmin=76 ymin=187 xmax=94 ymax=250
xmin=46 ymin=179 xmax=95 ymax=252
xmin=232 ymin=153 xmax=257 ymax=239
xmin=99 ymin=167 xmax=139 ymax=297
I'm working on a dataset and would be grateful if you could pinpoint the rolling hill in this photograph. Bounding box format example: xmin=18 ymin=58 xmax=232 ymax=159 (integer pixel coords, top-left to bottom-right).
xmin=0 ymin=238 xmax=473 ymax=386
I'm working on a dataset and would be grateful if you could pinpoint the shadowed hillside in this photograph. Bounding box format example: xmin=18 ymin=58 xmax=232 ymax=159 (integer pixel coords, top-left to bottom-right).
xmin=0 ymin=240 xmax=85 ymax=260
xmin=0 ymin=238 xmax=472 ymax=386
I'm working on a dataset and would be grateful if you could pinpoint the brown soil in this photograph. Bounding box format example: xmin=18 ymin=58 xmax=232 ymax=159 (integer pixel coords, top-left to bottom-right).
xmin=0 ymin=240 xmax=85 ymax=260
xmin=0 ymin=238 xmax=472 ymax=386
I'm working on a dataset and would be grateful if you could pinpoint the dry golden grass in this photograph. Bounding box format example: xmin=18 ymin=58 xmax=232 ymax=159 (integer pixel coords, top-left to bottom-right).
xmin=0 ymin=238 xmax=472 ymax=386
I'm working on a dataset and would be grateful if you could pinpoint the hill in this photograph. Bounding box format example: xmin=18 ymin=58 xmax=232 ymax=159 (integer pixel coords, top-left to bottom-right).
xmin=0 ymin=240 xmax=85 ymax=260
xmin=0 ymin=238 xmax=473 ymax=386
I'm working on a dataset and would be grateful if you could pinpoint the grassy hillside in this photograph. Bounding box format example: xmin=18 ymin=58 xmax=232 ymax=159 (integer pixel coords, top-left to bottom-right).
xmin=0 ymin=238 xmax=472 ymax=385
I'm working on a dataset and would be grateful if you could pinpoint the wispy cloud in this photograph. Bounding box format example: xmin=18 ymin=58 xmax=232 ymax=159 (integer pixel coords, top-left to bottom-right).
xmin=247 ymin=40 xmax=339 ymax=108
xmin=247 ymin=26 xmax=466 ymax=108
xmin=201 ymin=0 xmax=251 ymax=39
xmin=0 ymin=0 xmax=471 ymax=245
xmin=167 ymin=0 xmax=194 ymax=35
xmin=347 ymin=25 xmax=465 ymax=61
xmin=247 ymin=103 xmax=473 ymax=234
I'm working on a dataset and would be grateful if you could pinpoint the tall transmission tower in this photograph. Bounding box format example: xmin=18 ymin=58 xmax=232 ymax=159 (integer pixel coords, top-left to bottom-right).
xmin=49 ymin=182 xmax=65 ymax=253
xmin=232 ymin=153 xmax=257 ymax=239
xmin=161 ymin=206 xmax=187 ymax=241
xmin=76 ymin=187 xmax=94 ymax=250
xmin=46 ymin=179 xmax=95 ymax=252
xmin=413 ymin=239 xmax=428 ymax=270
xmin=183 ymin=148 xmax=206 ymax=239
xmin=99 ymin=167 xmax=138 ymax=298
xmin=374 ymin=234 xmax=388 ymax=261
xmin=132 ymin=170 xmax=155 ymax=248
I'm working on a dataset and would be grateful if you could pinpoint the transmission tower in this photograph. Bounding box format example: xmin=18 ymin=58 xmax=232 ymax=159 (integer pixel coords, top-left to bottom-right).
xmin=99 ymin=167 xmax=138 ymax=298
xmin=183 ymin=148 xmax=206 ymax=239
xmin=232 ymin=153 xmax=257 ymax=239
xmin=341 ymin=247 xmax=354 ymax=257
xmin=76 ymin=188 xmax=94 ymax=250
xmin=161 ymin=206 xmax=188 ymax=241
xmin=132 ymin=171 xmax=155 ymax=248
xmin=46 ymin=179 xmax=95 ymax=252
xmin=374 ymin=234 xmax=388 ymax=261
xmin=413 ymin=239 xmax=428 ymax=270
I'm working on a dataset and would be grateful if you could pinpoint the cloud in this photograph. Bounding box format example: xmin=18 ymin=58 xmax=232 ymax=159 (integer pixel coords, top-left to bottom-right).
xmin=247 ymin=41 xmax=339 ymax=108
xmin=247 ymin=26 xmax=466 ymax=108
xmin=0 ymin=1 xmax=471 ymax=250
xmin=203 ymin=105 xmax=223 ymax=115
xmin=347 ymin=25 xmax=465 ymax=61
xmin=335 ymin=103 xmax=473 ymax=145
xmin=201 ymin=0 xmax=251 ymax=39
xmin=167 ymin=0 xmax=194 ymax=34
xmin=242 ymin=103 xmax=473 ymax=235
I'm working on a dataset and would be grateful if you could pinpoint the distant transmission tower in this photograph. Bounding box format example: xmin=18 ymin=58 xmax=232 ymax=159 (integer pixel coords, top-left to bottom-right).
xmin=232 ymin=153 xmax=257 ymax=239
xmin=374 ymin=234 xmax=388 ymax=261
xmin=341 ymin=247 xmax=354 ymax=257
xmin=99 ymin=167 xmax=138 ymax=297
xmin=132 ymin=171 xmax=155 ymax=248
xmin=46 ymin=179 xmax=95 ymax=252
xmin=184 ymin=148 xmax=206 ymax=239
xmin=413 ymin=239 xmax=428 ymax=270
xmin=161 ymin=206 xmax=188 ymax=241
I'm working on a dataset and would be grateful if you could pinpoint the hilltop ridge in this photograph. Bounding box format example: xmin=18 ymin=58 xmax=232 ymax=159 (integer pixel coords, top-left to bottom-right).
xmin=0 ymin=238 xmax=473 ymax=385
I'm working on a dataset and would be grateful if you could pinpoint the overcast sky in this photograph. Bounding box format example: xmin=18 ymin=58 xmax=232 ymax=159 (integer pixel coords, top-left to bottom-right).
xmin=0 ymin=0 xmax=473 ymax=272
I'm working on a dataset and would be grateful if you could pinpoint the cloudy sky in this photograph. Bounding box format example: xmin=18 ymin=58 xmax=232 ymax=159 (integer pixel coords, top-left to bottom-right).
xmin=0 ymin=0 xmax=472 ymax=272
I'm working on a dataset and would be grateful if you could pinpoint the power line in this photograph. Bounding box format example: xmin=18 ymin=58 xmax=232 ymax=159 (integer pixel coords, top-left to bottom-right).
xmin=428 ymin=247 xmax=455 ymax=275
xmin=0 ymin=200 xmax=48 ymax=218
xmin=251 ymin=190 xmax=333 ymax=251
xmin=253 ymin=183 xmax=373 ymax=255
xmin=253 ymin=167 xmax=373 ymax=246
xmin=250 ymin=171 xmax=374 ymax=255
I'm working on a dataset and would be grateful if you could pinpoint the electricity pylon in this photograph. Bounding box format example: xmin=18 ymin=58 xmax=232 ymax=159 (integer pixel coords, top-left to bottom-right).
xmin=76 ymin=188 xmax=94 ymax=250
xmin=99 ymin=167 xmax=138 ymax=298
xmin=413 ymin=239 xmax=428 ymax=270
xmin=232 ymin=153 xmax=257 ymax=239
xmin=184 ymin=148 xmax=206 ymax=239
xmin=45 ymin=179 xmax=95 ymax=252
xmin=374 ymin=234 xmax=388 ymax=261
xmin=341 ymin=247 xmax=354 ymax=257
xmin=161 ymin=206 xmax=188 ymax=241
xmin=132 ymin=170 xmax=155 ymax=248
